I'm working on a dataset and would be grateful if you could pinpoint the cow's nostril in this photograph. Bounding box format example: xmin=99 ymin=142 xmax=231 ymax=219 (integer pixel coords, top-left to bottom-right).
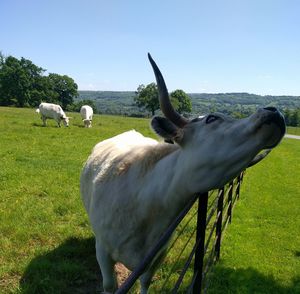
xmin=263 ymin=106 xmax=277 ymax=112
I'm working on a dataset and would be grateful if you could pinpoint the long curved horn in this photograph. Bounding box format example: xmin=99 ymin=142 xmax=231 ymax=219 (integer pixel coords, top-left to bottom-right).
xmin=148 ymin=53 xmax=189 ymax=127
xmin=247 ymin=149 xmax=272 ymax=168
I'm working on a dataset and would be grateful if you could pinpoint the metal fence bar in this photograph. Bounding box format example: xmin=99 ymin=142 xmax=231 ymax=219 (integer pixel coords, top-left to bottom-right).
xmin=221 ymin=216 xmax=231 ymax=239
xmin=232 ymin=174 xmax=243 ymax=210
xmin=192 ymin=192 xmax=209 ymax=294
xmin=115 ymin=194 xmax=199 ymax=294
xmin=214 ymin=187 xmax=224 ymax=261
xmin=203 ymin=218 xmax=218 ymax=255
xmin=227 ymin=181 xmax=233 ymax=223
xmin=159 ymin=211 xmax=198 ymax=292
xmin=202 ymin=244 xmax=216 ymax=283
xmin=116 ymin=172 xmax=245 ymax=293
xmin=171 ymin=235 xmax=200 ymax=293
xmin=206 ymin=191 xmax=218 ymax=212
xmin=236 ymin=173 xmax=243 ymax=199
xmin=163 ymin=226 xmax=196 ymax=293
xmin=205 ymin=199 xmax=219 ymax=227
xmin=166 ymin=209 xmax=198 ymax=255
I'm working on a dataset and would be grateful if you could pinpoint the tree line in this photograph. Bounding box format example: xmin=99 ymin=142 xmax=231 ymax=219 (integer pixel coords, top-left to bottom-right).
xmin=78 ymin=90 xmax=300 ymax=126
xmin=283 ymin=108 xmax=300 ymax=127
xmin=0 ymin=52 xmax=78 ymax=109
xmin=134 ymin=83 xmax=192 ymax=115
xmin=1 ymin=52 xmax=299 ymax=127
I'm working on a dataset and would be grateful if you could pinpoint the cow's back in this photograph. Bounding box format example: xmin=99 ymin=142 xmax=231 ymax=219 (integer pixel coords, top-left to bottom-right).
xmin=39 ymin=102 xmax=62 ymax=118
xmin=80 ymin=130 xmax=158 ymax=211
xmin=80 ymin=130 xmax=168 ymax=268
xmin=80 ymin=105 xmax=93 ymax=120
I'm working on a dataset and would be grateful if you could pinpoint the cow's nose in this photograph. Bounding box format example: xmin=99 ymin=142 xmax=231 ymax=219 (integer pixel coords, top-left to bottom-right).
xmin=263 ymin=106 xmax=278 ymax=112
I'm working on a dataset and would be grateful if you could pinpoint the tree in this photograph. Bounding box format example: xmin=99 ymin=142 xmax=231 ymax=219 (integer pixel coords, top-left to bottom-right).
xmin=68 ymin=99 xmax=97 ymax=113
xmin=170 ymin=89 xmax=192 ymax=114
xmin=134 ymin=84 xmax=193 ymax=116
xmin=283 ymin=109 xmax=291 ymax=126
xmin=290 ymin=108 xmax=300 ymax=127
xmin=134 ymin=83 xmax=159 ymax=116
xmin=0 ymin=56 xmax=45 ymax=107
xmin=0 ymin=54 xmax=78 ymax=108
xmin=47 ymin=73 xmax=78 ymax=109
xmin=0 ymin=51 xmax=4 ymax=67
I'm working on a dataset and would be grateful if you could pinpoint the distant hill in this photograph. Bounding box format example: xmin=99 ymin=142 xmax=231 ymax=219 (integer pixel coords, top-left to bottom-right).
xmin=78 ymin=91 xmax=141 ymax=116
xmin=77 ymin=90 xmax=300 ymax=117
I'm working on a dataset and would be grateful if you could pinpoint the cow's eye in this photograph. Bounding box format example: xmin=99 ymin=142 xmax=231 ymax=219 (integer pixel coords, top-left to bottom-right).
xmin=206 ymin=115 xmax=218 ymax=124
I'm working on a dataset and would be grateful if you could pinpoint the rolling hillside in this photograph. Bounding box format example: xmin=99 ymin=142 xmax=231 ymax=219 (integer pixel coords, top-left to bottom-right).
xmin=77 ymin=91 xmax=300 ymax=117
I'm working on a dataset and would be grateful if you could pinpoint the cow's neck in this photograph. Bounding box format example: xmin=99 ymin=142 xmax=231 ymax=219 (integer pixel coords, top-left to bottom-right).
xmin=141 ymin=148 xmax=196 ymax=220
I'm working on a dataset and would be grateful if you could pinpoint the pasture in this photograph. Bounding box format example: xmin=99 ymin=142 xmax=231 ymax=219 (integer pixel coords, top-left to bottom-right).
xmin=0 ymin=107 xmax=299 ymax=293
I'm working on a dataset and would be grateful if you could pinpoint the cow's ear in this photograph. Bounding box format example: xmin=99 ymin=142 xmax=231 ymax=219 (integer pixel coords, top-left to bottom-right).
xmin=151 ymin=116 xmax=184 ymax=143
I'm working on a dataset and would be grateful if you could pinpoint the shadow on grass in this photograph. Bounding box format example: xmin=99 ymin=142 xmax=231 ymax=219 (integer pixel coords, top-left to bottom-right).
xmin=72 ymin=123 xmax=86 ymax=128
xmin=32 ymin=122 xmax=87 ymax=128
xmin=207 ymin=266 xmax=300 ymax=294
xmin=31 ymin=122 xmax=45 ymax=127
xmin=31 ymin=122 xmax=58 ymax=128
xmin=20 ymin=237 xmax=103 ymax=294
xmin=20 ymin=238 xmax=300 ymax=294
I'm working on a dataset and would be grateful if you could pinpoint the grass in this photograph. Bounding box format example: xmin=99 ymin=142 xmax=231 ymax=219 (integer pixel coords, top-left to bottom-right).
xmin=0 ymin=106 xmax=299 ymax=293
xmin=0 ymin=107 xmax=153 ymax=293
xmin=207 ymin=137 xmax=300 ymax=293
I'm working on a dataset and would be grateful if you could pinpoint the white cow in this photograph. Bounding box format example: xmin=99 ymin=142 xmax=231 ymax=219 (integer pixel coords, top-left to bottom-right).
xmin=80 ymin=54 xmax=286 ymax=293
xmin=80 ymin=105 xmax=93 ymax=128
xmin=36 ymin=102 xmax=70 ymax=127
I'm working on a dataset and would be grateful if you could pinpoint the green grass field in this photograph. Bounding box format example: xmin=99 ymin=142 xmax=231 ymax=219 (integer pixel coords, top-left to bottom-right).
xmin=207 ymin=137 xmax=300 ymax=293
xmin=0 ymin=107 xmax=154 ymax=293
xmin=0 ymin=107 xmax=299 ymax=293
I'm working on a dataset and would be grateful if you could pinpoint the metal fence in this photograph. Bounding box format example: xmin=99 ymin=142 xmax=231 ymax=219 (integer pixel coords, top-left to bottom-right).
xmin=116 ymin=171 xmax=244 ymax=293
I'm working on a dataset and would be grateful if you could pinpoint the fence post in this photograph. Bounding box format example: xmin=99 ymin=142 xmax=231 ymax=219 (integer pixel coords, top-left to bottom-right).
xmin=193 ymin=192 xmax=209 ymax=294
xmin=228 ymin=181 xmax=233 ymax=223
xmin=236 ymin=173 xmax=242 ymax=199
xmin=215 ymin=188 xmax=224 ymax=261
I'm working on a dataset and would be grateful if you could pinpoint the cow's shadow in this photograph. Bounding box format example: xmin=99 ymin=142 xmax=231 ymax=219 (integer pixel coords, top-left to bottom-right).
xmin=31 ymin=122 xmax=60 ymax=128
xmin=19 ymin=237 xmax=300 ymax=293
xmin=31 ymin=122 xmax=86 ymax=128
xmin=20 ymin=237 xmax=103 ymax=294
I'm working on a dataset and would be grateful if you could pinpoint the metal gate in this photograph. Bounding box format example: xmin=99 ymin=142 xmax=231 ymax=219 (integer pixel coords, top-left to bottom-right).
xmin=116 ymin=172 xmax=244 ymax=293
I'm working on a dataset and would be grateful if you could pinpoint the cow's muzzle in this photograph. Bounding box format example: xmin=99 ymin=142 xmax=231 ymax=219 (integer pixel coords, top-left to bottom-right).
xmin=247 ymin=107 xmax=286 ymax=167
xmin=257 ymin=106 xmax=286 ymax=149
xmin=262 ymin=107 xmax=286 ymax=137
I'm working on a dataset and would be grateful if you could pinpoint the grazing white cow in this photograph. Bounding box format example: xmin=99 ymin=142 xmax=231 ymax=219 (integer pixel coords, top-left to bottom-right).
xmin=36 ymin=102 xmax=70 ymax=127
xmin=80 ymin=105 xmax=93 ymax=128
xmin=80 ymin=54 xmax=285 ymax=293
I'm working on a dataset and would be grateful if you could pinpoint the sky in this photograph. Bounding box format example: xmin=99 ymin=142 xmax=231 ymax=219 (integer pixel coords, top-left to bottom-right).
xmin=1 ymin=0 xmax=300 ymax=95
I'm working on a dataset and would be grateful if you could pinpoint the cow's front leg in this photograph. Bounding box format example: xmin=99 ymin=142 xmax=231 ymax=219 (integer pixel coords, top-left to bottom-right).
xmin=96 ymin=238 xmax=117 ymax=293
xmin=41 ymin=116 xmax=47 ymax=126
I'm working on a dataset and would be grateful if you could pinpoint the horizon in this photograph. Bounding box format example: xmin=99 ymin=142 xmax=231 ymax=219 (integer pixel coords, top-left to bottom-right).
xmin=1 ymin=0 xmax=300 ymax=96
xmin=77 ymin=89 xmax=300 ymax=97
